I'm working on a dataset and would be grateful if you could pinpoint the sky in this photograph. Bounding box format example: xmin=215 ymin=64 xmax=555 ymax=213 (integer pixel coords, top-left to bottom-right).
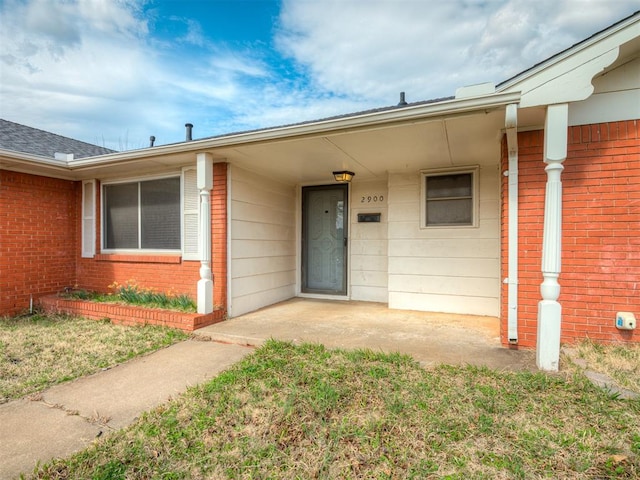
xmin=0 ymin=0 xmax=638 ymax=151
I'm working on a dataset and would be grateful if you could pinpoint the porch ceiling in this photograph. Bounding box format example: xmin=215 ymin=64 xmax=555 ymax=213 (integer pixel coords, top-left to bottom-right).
xmin=215 ymin=107 xmax=547 ymax=185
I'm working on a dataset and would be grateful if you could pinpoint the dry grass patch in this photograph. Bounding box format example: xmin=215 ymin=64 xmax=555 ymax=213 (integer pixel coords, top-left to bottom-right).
xmin=0 ymin=313 xmax=188 ymax=402
xmin=31 ymin=340 xmax=640 ymax=479
xmin=564 ymin=339 xmax=640 ymax=393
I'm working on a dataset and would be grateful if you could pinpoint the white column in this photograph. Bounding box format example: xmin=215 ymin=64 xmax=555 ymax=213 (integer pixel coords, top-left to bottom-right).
xmin=537 ymin=104 xmax=568 ymax=371
xmin=197 ymin=152 xmax=214 ymax=314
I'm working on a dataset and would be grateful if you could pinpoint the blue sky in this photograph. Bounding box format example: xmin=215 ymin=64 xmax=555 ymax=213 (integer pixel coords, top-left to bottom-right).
xmin=0 ymin=0 xmax=638 ymax=151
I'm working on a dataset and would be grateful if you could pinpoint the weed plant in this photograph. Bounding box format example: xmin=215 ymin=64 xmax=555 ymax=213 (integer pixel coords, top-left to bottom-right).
xmin=30 ymin=340 xmax=640 ymax=479
xmin=61 ymin=280 xmax=196 ymax=313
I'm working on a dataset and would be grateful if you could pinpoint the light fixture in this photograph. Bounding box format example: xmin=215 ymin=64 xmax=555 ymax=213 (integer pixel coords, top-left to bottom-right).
xmin=332 ymin=170 xmax=355 ymax=183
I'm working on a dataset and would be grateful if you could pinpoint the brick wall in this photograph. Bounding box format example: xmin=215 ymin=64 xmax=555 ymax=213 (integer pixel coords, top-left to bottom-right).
xmin=0 ymin=170 xmax=78 ymax=315
xmin=1 ymin=162 xmax=229 ymax=317
xmin=501 ymin=120 xmax=639 ymax=347
xmin=76 ymin=162 xmax=229 ymax=312
xmin=212 ymin=163 xmax=228 ymax=308
xmin=40 ymin=295 xmax=225 ymax=331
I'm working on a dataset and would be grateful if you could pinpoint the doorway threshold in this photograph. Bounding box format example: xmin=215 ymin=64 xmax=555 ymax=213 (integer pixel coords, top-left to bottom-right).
xmin=298 ymin=293 xmax=350 ymax=301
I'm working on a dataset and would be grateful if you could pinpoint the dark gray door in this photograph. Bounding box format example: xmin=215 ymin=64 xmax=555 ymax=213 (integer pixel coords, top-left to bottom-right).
xmin=302 ymin=185 xmax=348 ymax=294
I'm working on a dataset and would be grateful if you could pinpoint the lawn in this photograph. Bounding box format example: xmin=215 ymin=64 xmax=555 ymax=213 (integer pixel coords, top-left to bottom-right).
xmin=29 ymin=340 xmax=639 ymax=479
xmin=0 ymin=313 xmax=189 ymax=402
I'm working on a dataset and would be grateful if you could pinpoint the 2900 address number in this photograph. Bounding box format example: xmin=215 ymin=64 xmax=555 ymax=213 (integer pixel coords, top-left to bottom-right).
xmin=361 ymin=195 xmax=384 ymax=203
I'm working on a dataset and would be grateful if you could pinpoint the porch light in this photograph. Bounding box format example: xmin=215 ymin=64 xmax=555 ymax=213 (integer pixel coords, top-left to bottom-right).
xmin=333 ymin=170 xmax=355 ymax=183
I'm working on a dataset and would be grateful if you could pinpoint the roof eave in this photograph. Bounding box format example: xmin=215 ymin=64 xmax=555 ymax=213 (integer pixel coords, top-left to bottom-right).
xmin=68 ymin=91 xmax=521 ymax=169
xmin=0 ymin=149 xmax=79 ymax=180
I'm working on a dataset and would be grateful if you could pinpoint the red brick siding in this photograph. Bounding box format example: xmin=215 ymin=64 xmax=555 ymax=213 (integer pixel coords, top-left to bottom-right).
xmin=0 ymin=171 xmax=78 ymax=315
xmin=77 ymin=162 xmax=228 ymax=311
xmin=1 ymin=162 xmax=229 ymax=318
xmin=212 ymin=163 xmax=228 ymax=308
xmin=501 ymin=120 xmax=639 ymax=347
xmin=39 ymin=295 xmax=225 ymax=331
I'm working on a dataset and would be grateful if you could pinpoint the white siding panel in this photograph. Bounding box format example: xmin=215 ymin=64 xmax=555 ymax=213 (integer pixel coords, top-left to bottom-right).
xmin=350 ymin=239 xmax=388 ymax=256
xmin=389 ymin=274 xmax=498 ymax=298
xmin=232 ymin=285 xmax=294 ymax=317
xmin=351 ymin=285 xmax=388 ymax=303
xmin=388 ymin=219 xmax=500 ymax=240
xmin=387 ymin=166 xmax=500 ymax=317
xmin=350 ymin=179 xmax=389 ymax=303
xmin=232 ymin=175 xmax=294 ymax=211
xmin=231 ymin=219 xmax=294 ymax=241
xmin=231 ymin=240 xmax=295 ymax=258
xmin=389 ymin=291 xmax=499 ymax=317
xmin=351 ymin=270 xmax=388 ymax=288
xmin=232 ymin=270 xmax=295 ymax=297
xmin=232 ymin=256 xmax=296 ymax=278
xmin=388 ymin=238 xmax=499 ymax=258
xmin=569 ymin=57 xmax=640 ymax=126
xmin=232 ymin=200 xmax=293 ymax=226
xmin=229 ymin=166 xmax=296 ymax=317
xmin=351 ymin=254 xmax=387 ymax=272
xmin=389 ymin=256 xmax=499 ymax=278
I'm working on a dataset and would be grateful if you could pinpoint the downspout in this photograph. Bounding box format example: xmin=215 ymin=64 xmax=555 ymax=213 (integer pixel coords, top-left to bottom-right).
xmin=505 ymin=104 xmax=519 ymax=344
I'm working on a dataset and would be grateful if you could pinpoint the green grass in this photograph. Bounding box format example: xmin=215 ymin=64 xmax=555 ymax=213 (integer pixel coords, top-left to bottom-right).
xmin=29 ymin=340 xmax=640 ymax=479
xmin=566 ymin=339 xmax=640 ymax=393
xmin=61 ymin=282 xmax=197 ymax=313
xmin=0 ymin=313 xmax=189 ymax=402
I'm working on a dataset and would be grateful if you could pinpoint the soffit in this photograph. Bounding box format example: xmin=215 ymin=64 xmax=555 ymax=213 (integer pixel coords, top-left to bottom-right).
xmin=200 ymin=108 xmax=510 ymax=185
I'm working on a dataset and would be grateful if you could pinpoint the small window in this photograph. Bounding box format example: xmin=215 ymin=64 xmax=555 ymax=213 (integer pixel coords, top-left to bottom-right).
xmin=103 ymin=176 xmax=181 ymax=251
xmin=422 ymin=168 xmax=478 ymax=227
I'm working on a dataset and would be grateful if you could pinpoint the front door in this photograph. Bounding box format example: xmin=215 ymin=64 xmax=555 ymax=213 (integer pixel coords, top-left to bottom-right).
xmin=302 ymin=184 xmax=348 ymax=295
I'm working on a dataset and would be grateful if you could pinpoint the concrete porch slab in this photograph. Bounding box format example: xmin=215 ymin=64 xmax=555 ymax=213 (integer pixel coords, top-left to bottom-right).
xmin=195 ymin=298 xmax=536 ymax=371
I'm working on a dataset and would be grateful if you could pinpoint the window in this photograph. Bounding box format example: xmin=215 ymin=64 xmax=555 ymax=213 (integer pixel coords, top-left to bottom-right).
xmin=103 ymin=176 xmax=181 ymax=251
xmin=421 ymin=167 xmax=478 ymax=227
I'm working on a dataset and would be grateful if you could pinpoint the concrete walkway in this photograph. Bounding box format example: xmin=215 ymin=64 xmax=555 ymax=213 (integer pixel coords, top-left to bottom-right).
xmin=195 ymin=298 xmax=536 ymax=371
xmin=0 ymin=340 xmax=251 ymax=479
xmin=1 ymin=298 xmax=535 ymax=479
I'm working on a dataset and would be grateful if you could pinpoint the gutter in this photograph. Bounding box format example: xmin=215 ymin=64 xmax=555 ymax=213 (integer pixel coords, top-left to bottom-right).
xmin=0 ymin=148 xmax=75 ymax=179
xmin=504 ymin=104 xmax=519 ymax=344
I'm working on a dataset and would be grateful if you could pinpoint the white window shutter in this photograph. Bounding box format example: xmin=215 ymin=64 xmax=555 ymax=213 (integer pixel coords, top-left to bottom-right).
xmin=182 ymin=167 xmax=200 ymax=260
xmin=81 ymin=180 xmax=96 ymax=258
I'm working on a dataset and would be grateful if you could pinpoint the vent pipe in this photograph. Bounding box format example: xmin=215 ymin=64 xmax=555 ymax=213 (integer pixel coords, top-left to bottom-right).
xmin=149 ymin=136 xmax=156 ymax=147
xmin=397 ymin=92 xmax=408 ymax=106
xmin=185 ymin=123 xmax=193 ymax=141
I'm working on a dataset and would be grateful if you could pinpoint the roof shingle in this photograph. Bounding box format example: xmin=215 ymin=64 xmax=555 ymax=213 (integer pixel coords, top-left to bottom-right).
xmin=0 ymin=119 xmax=116 ymax=159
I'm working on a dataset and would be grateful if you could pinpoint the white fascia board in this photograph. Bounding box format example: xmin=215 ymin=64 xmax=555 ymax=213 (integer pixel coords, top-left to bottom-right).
xmin=497 ymin=14 xmax=639 ymax=106
xmin=0 ymin=148 xmax=75 ymax=179
xmin=67 ymin=91 xmax=521 ymax=170
xmin=0 ymin=148 xmax=67 ymax=166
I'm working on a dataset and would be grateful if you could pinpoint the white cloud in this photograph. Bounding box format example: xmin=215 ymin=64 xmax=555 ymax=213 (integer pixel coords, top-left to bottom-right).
xmin=276 ymin=0 xmax=639 ymax=101
xmin=0 ymin=0 xmax=637 ymax=149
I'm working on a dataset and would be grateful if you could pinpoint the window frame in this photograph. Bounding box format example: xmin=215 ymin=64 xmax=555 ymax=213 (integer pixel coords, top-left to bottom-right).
xmin=420 ymin=166 xmax=480 ymax=229
xmin=101 ymin=173 xmax=184 ymax=254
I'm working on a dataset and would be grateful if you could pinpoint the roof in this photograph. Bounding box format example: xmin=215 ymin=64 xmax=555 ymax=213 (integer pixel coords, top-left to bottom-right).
xmin=0 ymin=119 xmax=116 ymax=159
xmin=185 ymin=95 xmax=456 ymax=146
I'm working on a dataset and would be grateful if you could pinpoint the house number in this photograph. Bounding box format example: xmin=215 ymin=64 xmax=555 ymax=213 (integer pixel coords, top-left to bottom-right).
xmin=361 ymin=195 xmax=384 ymax=203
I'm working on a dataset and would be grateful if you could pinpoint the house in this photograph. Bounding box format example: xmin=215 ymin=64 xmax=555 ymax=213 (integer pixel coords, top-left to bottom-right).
xmin=1 ymin=13 xmax=638 ymax=371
